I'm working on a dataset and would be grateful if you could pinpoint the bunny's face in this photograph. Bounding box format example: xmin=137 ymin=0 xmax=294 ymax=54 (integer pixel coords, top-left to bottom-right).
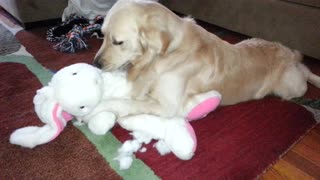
xmin=51 ymin=63 xmax=104 ymax=116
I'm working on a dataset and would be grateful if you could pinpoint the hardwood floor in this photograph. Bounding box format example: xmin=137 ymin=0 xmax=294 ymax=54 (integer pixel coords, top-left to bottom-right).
xmin=261 ymin=124 xmax=320 ymax=180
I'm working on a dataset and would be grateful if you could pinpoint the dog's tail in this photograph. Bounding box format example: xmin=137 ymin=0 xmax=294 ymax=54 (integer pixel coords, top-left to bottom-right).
xmin=292 ymin=50 xmax=320 ymax=88
xmin=298 ymin=63 xmax=320 ymax=88
xmin=307 ymin=71 xmax=320 ymax=88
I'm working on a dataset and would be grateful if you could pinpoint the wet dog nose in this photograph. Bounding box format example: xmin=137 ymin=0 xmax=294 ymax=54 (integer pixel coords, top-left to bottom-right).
xmin=93 ymin=59 xmax=102 ymax=69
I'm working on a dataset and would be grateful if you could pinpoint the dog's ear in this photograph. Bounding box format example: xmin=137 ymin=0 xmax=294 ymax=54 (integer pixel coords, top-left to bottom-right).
xmin=139 ymin=15 xmax=172 ymax=55
xmin=127 ymin=15 xmax=172 ymax=81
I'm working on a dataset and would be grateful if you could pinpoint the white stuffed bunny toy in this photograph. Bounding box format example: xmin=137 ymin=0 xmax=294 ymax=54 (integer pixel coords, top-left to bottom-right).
xmin=10 ymin=63 xmax=221 ymax=165
xmin=10 ymin=63 xmax=125 ymax=148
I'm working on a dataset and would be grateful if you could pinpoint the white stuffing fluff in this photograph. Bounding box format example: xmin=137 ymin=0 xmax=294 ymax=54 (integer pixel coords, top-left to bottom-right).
xmin=114 ymin=139 xmax=141 ymax=170
xmin=114 ymin=155 xmax=133 ymax=170
xmin=139 ymin=147 xmax=147 ymax=153
xmin=115 ymin=115 xmax=197 ymax=170
xmin=114 ymin=132 xmax=153 ymax=170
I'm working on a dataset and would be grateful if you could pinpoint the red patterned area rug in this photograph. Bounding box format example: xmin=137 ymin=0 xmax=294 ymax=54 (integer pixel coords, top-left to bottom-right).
xmin=112 ymin=98 xmax=317 ymax=179
xmin=0 ymin=62 xmax=121 ymax=179
xmin=1 ymin=12 xmax=319 ymax=179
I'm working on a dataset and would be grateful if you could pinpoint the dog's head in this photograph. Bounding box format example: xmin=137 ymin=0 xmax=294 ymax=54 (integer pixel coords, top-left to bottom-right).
xmin=93 ymin=0 xmax=176 ymax=71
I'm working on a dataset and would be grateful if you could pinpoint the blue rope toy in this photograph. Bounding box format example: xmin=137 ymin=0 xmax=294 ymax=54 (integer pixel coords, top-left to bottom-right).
xmin=47 ymin=14 xmax=104 ymax=53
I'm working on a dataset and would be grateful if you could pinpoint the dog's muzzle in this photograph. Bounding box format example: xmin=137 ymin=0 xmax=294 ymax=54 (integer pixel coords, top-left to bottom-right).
xmin=93 ymin=58 xmax=102 ymax=69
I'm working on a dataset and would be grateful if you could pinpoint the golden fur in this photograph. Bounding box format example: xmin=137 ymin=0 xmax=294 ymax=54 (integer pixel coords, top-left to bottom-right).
xmin=93 ymin=0 xmax=320 ymax=117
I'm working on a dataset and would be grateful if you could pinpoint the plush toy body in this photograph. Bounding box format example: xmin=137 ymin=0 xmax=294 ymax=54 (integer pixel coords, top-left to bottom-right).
xmin=9 ymin=63 xmax=221 ymax=167
xmin=114 ymin=91 xmax=221 ymax=169
xmin=10 ymin=63 xmax=123 ymax=148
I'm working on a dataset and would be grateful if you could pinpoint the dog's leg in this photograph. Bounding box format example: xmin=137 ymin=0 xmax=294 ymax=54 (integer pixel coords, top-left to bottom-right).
xmin=95 ymin=73 xmax=187 ymax=118
xmin=151 ymin=72 xmax=188 ymax=117
xmin=95 ymin=98 xmax=164 ymax=117
xmin=254 ymin=79 xmax=274 ymax=100
xmin=274 ymin=64 xmax=308 ymax=99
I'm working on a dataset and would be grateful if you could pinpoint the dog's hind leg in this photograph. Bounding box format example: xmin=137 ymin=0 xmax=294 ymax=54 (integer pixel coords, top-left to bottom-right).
xmin=273 ymin=64 xmax=308 ymax=100
xmin=298 ymin=63 xmax=320 ymax=88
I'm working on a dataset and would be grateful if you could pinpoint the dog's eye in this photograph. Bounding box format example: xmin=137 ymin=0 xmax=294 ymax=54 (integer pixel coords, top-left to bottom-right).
xmin=112 ymin=40 xmax=123 ymax=46
xmin=80 ymin=106 xmax=85 ymax=109
xmin=72 ymin=72 xmax=77 ymax=75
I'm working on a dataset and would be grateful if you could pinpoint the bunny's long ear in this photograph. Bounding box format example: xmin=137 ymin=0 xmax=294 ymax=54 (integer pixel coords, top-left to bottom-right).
xmin=33 ymin=86 xmax=55 ymax=124
xmin=10 ymin=86 xmax=73 ymax=148
xmin=10 ymin=124 xmax=60 ymax=148
xmin=10 ymin=103 xmax=72 ymax=149
xmin=33 ymin=86 xmax=54 ymax=105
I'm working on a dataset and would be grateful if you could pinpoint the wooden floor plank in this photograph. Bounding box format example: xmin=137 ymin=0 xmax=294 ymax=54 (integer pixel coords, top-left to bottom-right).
xmin=260 ymin=167 xmax=287 ymax=180
xmin=261 ymin=124 xmax=320 ymax=180
xmin=296 ymin=131 xmax=320 ymax=151
xmin=272 ymin=159 xmax=314 ymax=180
xmin=283 ymin=151 xmax=320 ymax=179
xmin=292 ymin=138 xmax=320 ymax=167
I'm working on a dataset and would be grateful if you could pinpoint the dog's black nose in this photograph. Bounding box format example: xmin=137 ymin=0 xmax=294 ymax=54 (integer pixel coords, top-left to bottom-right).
xmin=93 ymin=59 xmax=102 ymax=69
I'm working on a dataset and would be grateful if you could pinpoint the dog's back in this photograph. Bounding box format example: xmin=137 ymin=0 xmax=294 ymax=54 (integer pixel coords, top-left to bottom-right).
xmin=95 ymin=0 xmax=320 ymax=113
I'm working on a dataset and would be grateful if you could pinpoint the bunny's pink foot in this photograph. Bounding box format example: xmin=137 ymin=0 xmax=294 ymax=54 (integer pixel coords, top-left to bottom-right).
xmin=186 ymin=91 xmax=221 ymax=121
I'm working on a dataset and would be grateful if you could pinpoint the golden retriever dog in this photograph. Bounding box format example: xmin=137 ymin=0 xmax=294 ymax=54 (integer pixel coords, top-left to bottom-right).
xmin=93 ymin=0 xmax=320 ymax=118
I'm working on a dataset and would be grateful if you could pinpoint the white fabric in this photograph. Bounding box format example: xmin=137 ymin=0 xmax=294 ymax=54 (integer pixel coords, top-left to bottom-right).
xmin=10 ymin=63 xmax=196 ymax=165
xmin=62 ymin=0 xmax=117 ymax=21
xmin=62 ymin=0 xmax=159 ymax=22
xmin=114 ymin=115 xmax=196 ymax=169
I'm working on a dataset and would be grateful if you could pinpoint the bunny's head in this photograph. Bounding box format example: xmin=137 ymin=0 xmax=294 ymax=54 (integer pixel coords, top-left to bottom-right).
xmin=49 ymin=63 xmax=104 ymax=116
